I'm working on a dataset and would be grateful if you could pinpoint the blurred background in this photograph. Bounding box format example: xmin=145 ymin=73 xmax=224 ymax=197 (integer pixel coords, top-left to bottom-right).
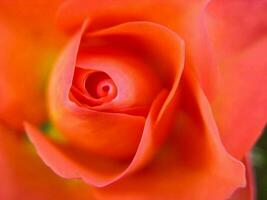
xmin=253 ymin=126 xmax=267 ymax=200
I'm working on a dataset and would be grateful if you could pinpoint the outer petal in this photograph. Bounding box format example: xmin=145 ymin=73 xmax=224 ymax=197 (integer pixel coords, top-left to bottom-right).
xmin=90 ymin=68 xmax=245 ymax=200
xmin=206 ymin=0 xmax=267 ymax=61
xmin=229 ymin=155 xmax=255 ymax=200
xmin=0 ymin=0 xmax=65 ymax=44
xmin=0 ymin=20 xmax=47 ymax=130
xmin=0 ymin=123 xmax=95 ymax=200
xmin=210 ymin=37 xmax=267 ymax=159
xmin=57 ymin=0 xmax=209 ymax=31
xmin=205 ymin=0 xmax=267 ymax=159
xmin=0 ymin=1 xmax=66 ymax=130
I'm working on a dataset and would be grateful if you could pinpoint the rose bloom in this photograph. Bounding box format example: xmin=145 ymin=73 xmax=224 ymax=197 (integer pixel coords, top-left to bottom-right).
xmin=0 ymin=0 xmax=266 ymax=200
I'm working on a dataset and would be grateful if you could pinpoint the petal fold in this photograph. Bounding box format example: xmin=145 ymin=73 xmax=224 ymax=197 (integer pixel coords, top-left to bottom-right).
xmin=90 ymin=68 xmax=246 ymax=200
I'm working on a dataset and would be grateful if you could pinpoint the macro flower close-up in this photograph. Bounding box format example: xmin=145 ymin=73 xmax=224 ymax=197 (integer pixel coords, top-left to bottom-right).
xmin=0 ymin=0 xmax=266 ymax=200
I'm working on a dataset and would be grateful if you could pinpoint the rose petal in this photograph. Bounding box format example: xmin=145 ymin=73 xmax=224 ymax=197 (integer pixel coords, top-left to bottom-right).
xmin=206 ymin=0 xmax=267 ymax=61
xmin=0 ymin=20 xmax=47 ymax=130
xmin=74 ymin=21 xmax=185 ymax=113
xmin=57 ymin=0 xmax=219 ymax=100
xmin=0 ymin=0 xmax=65 ymax=44
xmin=48 ymin=21 xmax=147 ymax=159
xmin=0 ymin=123 xmax=95 ymax=200
xmin=0 ymin=1 xmax=66 ymax=130
xmin=25 ymin=89 xmax=168 ymax=185
xmin=49 ymin=21 xmax=184 ymax=159
xmin=210 ymin=37 xmax=267 ymax=159
xmin=26 ymin=20 xmax=184 ymax=186
xmin=57 ymin=0 xmax=209 ymax=32
xmin=205 ymin=0 xmax=267 ymax=159
xmin=90 ymin=68 xmax=245 ymax=200
xmin=229 ymin=155 xmax=255 ymax=200
xmin=76 ymin=46 xmax=163 ymax=112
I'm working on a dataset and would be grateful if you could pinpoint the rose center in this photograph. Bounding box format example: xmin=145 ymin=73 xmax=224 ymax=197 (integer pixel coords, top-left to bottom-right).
xmin=85 ymin=71 xmax=115 ymax=99
xmin=70 ymin=68 xmax=118 ymax=107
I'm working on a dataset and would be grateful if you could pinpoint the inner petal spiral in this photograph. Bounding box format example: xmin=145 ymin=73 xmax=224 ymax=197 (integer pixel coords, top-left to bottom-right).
xmin=70 ymin=68 xmax=117 ymax=107
xmin=85 ymin=71 xmax=117 ymax=99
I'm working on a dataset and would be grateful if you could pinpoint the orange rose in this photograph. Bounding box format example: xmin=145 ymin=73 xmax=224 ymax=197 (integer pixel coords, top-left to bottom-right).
xmin=1 ymin=0 xmax=267 ymax=200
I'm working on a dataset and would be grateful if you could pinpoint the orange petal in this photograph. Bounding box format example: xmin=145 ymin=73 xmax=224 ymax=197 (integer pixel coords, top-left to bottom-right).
xmin=75 ymin=46 xmax=162 ymax=112
xmin=25 ymin=90 xmax=168 ymax=185
xmin=25 ymin=20 xmax=185 ymax=187
xmin=57 ymin=0 xmax=209 ymax=32
xmin=90 ymin=68 xmax=245 ymax=200
xmin=206 ymin=0 xmax=267 ymax=158
xmin=206 ymin=0 xmax=267 ymax=62
xmin=0 ymin=123 xmax=95 ymax=200
xmin=0 ymin=0 xmax=65 ymax=44
xmin=57 ymin=0 xmax=219 ymax=99
xmin=48 ymin=21 xmax=145 ymax=159
xmin=0 ymin=20 xmax=47 ymax=130
xmin=48 ymin=21 xmax=184 ymax=159
xmin=229 ymin=155 xmax=256 ymax=200
xmin=211 ymin=37 xmax=267 ymax=159
xmin=0 ymin=1 xmax=66 ymax=131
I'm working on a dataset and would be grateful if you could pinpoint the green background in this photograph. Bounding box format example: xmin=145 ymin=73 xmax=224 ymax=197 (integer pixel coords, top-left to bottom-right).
xmin=253 ymin=126 xmax=267 ymax=200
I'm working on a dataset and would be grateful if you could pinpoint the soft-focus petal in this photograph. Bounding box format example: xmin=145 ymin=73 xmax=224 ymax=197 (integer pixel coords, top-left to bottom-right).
xmin=0 ymin=123 xmax=95 ymax=200
xmin=0 ymin=1 xmax=66 ymax=130
xmin=0 ymin=0 xmax=64 ymax=43
xmin=0 ymin=20 xmax=47 ymax=130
